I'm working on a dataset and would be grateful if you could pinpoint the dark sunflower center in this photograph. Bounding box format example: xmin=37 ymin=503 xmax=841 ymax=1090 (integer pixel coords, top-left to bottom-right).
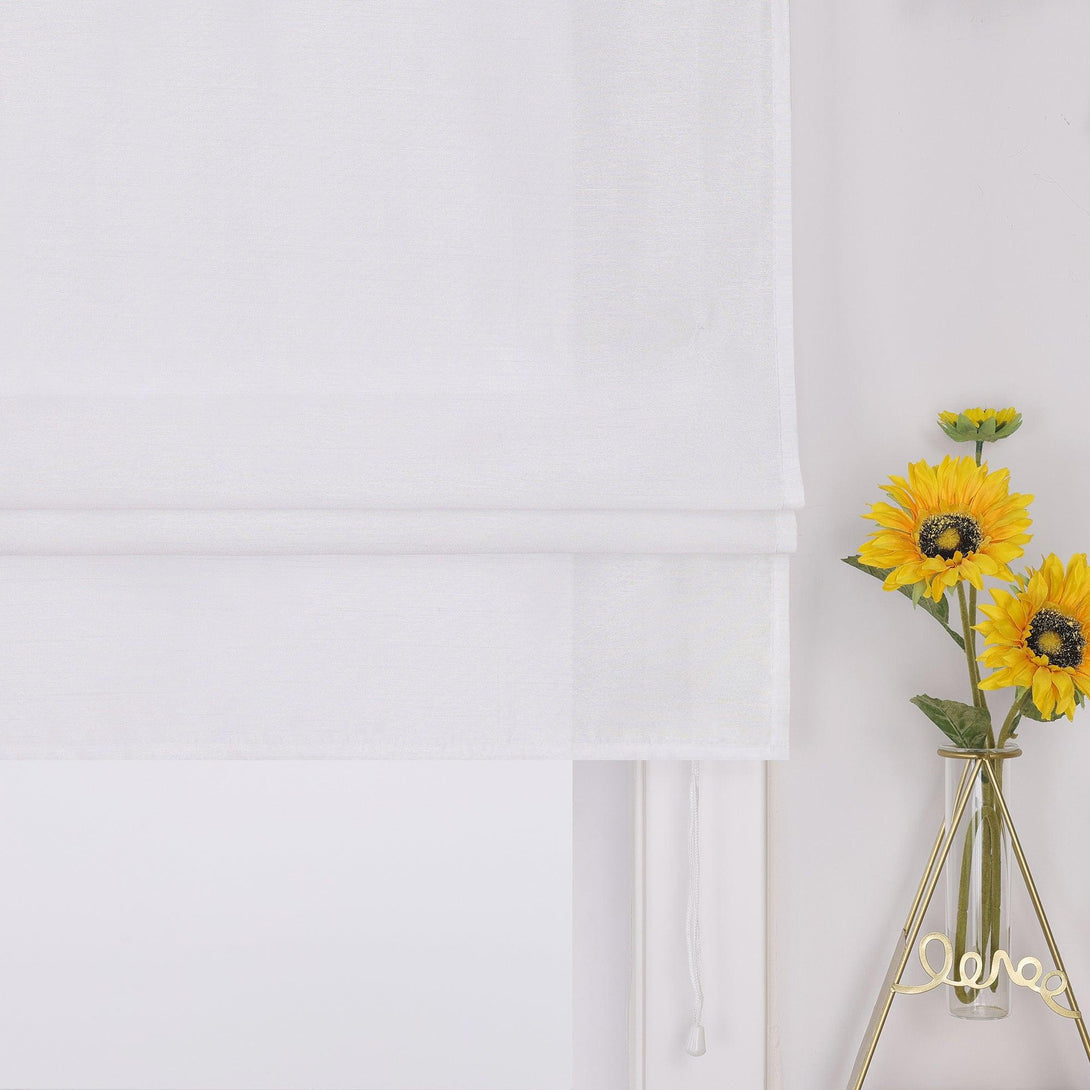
xmin=1027 ymin=608 xmax=1085 ymax=669
xmin=918 ymin=514 xmax=982 ymax=560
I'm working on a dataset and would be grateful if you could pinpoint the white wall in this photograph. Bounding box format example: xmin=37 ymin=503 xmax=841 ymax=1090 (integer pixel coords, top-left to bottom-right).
xmin=783 ymin=1 xmax=1090 ymax=1086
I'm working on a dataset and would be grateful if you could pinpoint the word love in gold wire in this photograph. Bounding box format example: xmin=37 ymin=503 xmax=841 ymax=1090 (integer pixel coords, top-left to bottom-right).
xmin=892 ymin=931 xmax=1079 ymax=1018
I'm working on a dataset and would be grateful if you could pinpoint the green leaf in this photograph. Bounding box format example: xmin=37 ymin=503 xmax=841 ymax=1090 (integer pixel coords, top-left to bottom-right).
xmin=911 ymin=694 xmax=992 ymax=748
xmin=841 ymin=556 xmax=965 ymax=649
xmin=939 ymin=419 xmax=973 ymax=442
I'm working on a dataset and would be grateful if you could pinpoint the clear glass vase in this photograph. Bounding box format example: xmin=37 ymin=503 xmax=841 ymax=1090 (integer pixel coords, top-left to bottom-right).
xmin=943 ymin=746 xmax=1018 ymax=1019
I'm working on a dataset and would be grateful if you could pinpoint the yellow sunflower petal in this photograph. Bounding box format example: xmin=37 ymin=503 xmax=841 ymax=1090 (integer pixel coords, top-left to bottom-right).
xmin=1053 ymin=671 xmax=1076 ymax=714
xmin=1032 ymin=668 xmax=1057 ymax=718
xmin=1010 ymin=660 xmax=1037 ymax=689
xmin=978 ymin=669 xmax=1013 ymax=691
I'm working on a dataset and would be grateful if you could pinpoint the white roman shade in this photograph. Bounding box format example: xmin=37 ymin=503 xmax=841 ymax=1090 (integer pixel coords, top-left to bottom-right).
xmin=0 ymin=0 xmax=800 ymax=759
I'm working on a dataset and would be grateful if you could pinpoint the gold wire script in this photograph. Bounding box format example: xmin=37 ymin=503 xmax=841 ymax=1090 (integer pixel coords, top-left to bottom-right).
xmin=892 ymin=931 xmax=1080 ymax=1018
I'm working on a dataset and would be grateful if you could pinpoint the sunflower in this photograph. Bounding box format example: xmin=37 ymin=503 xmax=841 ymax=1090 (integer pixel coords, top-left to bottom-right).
xmin=859 ymin=455 xmax=1033 ymax=602
xmin=938 ymin=407 xmax=1022 ymax=444
xmin=977 ymin=554 xmax=1090 ymax=720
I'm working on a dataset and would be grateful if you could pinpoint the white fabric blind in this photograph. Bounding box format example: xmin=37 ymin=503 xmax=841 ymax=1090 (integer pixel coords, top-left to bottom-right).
xmin=0 ymin=0 xmax=799 ymax=759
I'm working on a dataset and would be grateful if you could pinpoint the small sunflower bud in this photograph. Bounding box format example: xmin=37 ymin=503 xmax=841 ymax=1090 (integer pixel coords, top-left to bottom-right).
xmin=938 ymin=407 xmax=1022 ymax=444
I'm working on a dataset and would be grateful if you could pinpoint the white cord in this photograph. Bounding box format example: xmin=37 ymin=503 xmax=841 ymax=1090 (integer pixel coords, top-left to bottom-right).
xmin=685 ymin=760 xmax=706 ymax=1057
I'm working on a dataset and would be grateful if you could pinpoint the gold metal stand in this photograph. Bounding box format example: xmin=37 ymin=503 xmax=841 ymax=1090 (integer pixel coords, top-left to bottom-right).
xmin=847 ymin=747 xmax=1090 ymax=1089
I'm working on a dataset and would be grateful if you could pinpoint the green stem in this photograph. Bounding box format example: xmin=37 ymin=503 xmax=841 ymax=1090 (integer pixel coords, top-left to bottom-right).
xmin=981 ymin=795 xmax=994 ymax=986
xmin=957 ymin=583 xmax=989 ymax=734
xmin=997 ymin=691 xmax=1031 ymax=749
xmin=968 ymin=585 xmax=988 ymax=720
xmin=953 ymin=437 xmax=1004 ymax=1009
xmin=984 ymin=774 xmax=1004 ymax=993
xmin=954 ymin=810 xmax=979 ymax=1005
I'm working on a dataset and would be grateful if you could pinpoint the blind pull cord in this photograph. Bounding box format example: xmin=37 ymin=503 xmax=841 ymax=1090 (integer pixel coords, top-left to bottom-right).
xmin=685 ymin=760 xmax=706 ymax=1057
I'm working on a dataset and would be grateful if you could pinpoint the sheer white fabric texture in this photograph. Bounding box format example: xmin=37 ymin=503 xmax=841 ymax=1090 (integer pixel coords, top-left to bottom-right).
xmin=0 ymin=0 xmax=799 ymax=758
